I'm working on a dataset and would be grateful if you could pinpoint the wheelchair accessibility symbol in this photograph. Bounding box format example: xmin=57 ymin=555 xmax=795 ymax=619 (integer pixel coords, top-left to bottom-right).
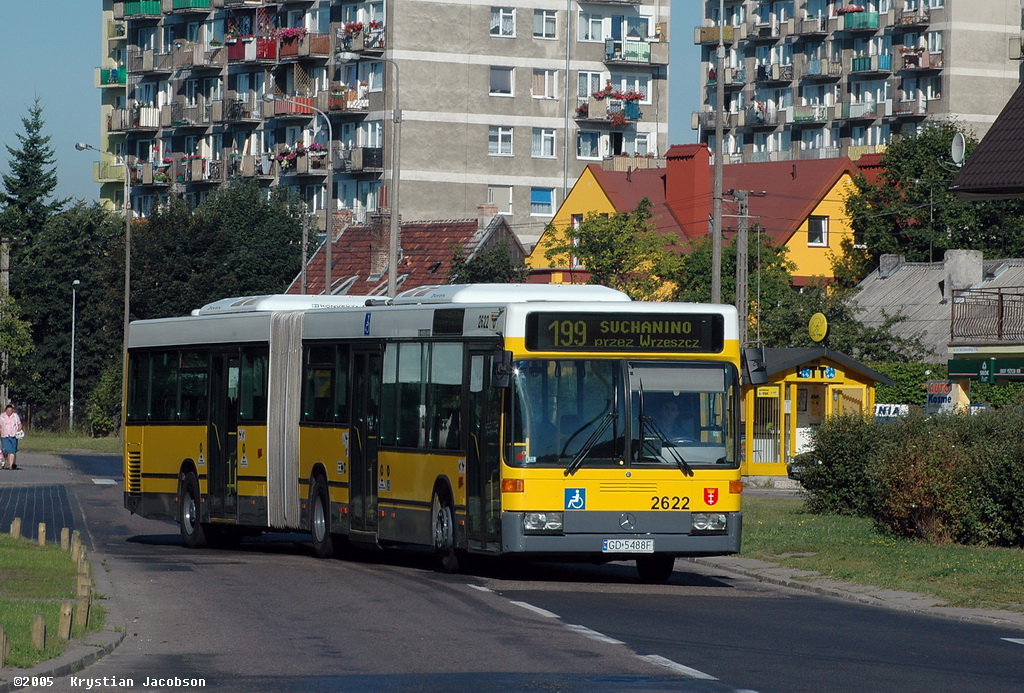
xmin=565 ymin=488 xmax=586 ymax=510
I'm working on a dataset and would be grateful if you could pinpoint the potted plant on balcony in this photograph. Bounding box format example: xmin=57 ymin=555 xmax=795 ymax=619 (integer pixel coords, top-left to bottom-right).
xmin=275 ymin=26 xmax=308 ymax=42
xmin=344 ymin=21 xmax=365 ymax=50
xmin=609 ymin=111 xmax=628 ymax=128
xmin=836 ymin=5 xmax=865 ymax=14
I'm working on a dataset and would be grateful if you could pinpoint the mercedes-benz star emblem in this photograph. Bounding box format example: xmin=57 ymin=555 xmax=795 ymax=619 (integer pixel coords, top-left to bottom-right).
xmin=619 ymin=513 xmax=636 ymax=530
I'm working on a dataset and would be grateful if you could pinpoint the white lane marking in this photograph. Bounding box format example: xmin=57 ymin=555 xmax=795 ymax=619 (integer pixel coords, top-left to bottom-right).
xmin=1003 ymin=638 xmax=1024 ymax=645
xmin=466 ymin=584 xmax=492 ymax=593
xmin=510 ymin=600 xmax=560 ymax=618
xmin=565 ymin=623 xmax=625 ymax=645
xmin=92 ymin=478 xmax=118 ymax=485
xmin=638 ymin=654 xmax=719 ymax=680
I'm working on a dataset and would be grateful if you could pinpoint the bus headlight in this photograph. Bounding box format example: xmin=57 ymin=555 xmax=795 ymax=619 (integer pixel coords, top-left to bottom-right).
xmin=523 ymin=512 xmax=563 ymax=534
xmin=692 ymin=513 xmax=727 ymax=534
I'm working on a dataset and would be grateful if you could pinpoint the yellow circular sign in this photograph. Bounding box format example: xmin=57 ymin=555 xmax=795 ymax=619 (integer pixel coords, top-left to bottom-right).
xmin=809 ymin=312 xmax=828 ymax=342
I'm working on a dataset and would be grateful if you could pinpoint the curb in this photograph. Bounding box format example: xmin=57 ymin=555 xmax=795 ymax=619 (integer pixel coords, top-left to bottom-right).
xmin=0 ymin=629 xmax=125 ymax=692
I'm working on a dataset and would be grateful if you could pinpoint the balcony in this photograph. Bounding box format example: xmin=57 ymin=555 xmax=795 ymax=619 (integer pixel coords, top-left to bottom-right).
xmin=900 ymin=49 xmax=943 ymax=71
xmin=108 ymin=106 xmax=161 ymax=132
xmin=133 ymin=161 xmax=173 ymax=187
xmin=793 ymin=16 xmax=831 ymax=37
xmin=895 ymin=8 xmax=929 ymax=28
xmin=951 ymin=287 xmax=1024 ymax=344
xmin=604 ymin=39 xmax=669 ymax=66
xmin=266 ymin=95 xmax=316 ymax=118
xmin=750 ymin=150 xmax=792 ymax=162
xmin=837 ymin=101 xmax=881 ymax=121
xmin=575 ymin=96 xmax=643 ymax=126
xmin=93 ymin=159 xmax=126 ymax=184
xmin=168 ymin=0 xmax=212 ymax=10
xmin=219 ymin=98 xmax=261 ymax=122
xmin=118 ymin=0 xmax=162 ymax=18
xmin=694 ymin=25 xmax=740 ymax=45
xmin=755 ymin=63 xmax=794 ymax=84
xmin=227 ymin=154 xmax=275 ymax=179
xmin=601 ymin=155 xmax=666 ymax=172
xmin=107 ymin=20 xmax=127 ymax=41
xmin=790 ymin=104 xmax=831 ymax=126
xmin=691 ymin=110 xmax=738 ymax=130
xmin=172 ymin=42 xmax=227 ymax=70
xmin=338 ymin=24 xmax=386 ymax=53
xmin=839 ymin=11 xmax=880 ymax=32
xmin=802 ymin=58 xmax=843 ymax=80
xmin=96 ymin=66 xmax=126 ymax=88
xmin=707 ymin=66 xmax=747 ymax=88
xmin=850 ymin=54 xmax=892 ymax=75
xmin=161 ymin=101 xmax=213 ymax=128
xmin=127 ymin=48 xmax=174 ymax=74
xmin=746 ymin=104 xmax=783 ymax=128
xmin=341 ymin=147 xmax=384 ymax=173
xmin=747 ymin=20 xmax=782 ymax=42
xmin=280 ymin=32 xmax=332 ymax=59
xmin=846 ymin=144 xmax=887 ymax=160
xmin=798 ymin=146 xmax=842 ymax=160
xmin=892 ymin=98 xmax=928 ymax=118
xmin=226 ymin=36 xmax=278 ymax=63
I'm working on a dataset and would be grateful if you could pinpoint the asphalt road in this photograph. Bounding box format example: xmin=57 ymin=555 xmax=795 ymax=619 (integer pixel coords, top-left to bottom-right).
xmin=3 ymin=453 xmax=1023 ymax=692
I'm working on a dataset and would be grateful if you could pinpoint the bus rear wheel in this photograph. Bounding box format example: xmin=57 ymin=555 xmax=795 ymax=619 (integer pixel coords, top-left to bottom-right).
xmin=432 ymin=491 xmax=459 ymax=573
xmin=636 ymin=555 xmax=675 ymax=583
xmin=179 ymin=472 xmax=207 ymax=549
xmin=310 ymin=476 xmax=336 ymax=559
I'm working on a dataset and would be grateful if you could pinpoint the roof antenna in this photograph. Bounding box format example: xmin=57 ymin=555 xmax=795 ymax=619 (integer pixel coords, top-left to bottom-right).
xmin=791 ymin=164 xmax=797 ymax=179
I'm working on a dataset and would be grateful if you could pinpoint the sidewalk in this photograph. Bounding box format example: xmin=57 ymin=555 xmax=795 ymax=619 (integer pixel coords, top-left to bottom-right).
xmin=0 ymin=452 xmax=126 ymax=693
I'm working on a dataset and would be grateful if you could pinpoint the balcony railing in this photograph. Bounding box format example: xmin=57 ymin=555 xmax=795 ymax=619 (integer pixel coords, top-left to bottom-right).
xmin=226 ymin=37 xmax=278 ymax=62
xmin=798 ymin=146 xmax=842 ymax=160
xmin=838 ymin=101 xmax=880 ymax=120
xmin=280 ymin=32 xmax=332 ymax=58
xmin=694 ymin=25 xmax=737 ymax=45
xmin=747 ymin=104 xmax=782 ymax=127
xmin=127 ymin=48 xmax=174 ymax=74
xmin=341 ymin=147 xmax=384 ymax=172
xmin=171 ymin=0 xmax=212 ymax=9
xmin=338 ymin=26 xmax=386 ymax=53
xmin=803 ymin=58 xmax=843 ymax=79
xmin=791 ymin=104 xmax=831 ymax=124
xmin=575 ymin=97 xmax=643 ymax=124
xmin=795 ymin=16 xmax=829 ymax=36
xmin=900 ymin=49 xmax=943 ymax=70
xmin=107 ymin=21 xmax=127 ymax=40
xmin=121 ymin=1 xmax=162 ymax=17
xmin=97 ymin=66 xmax=126 ymax=87
xmin=755 ymin=63 xmax=793 ymax=83
xmin=892 ymin=98 xmax=928 ymax=117
xmin=840 ymin=11 xmax=880 ymax=31
xmin=850 ymin=54 xmax=892 ymax=73
xmin=750 ymin=150 xmax=792 ymax=162
xmin=108 ymin=106 xmax=161 ymax=132
xmin=897 ymin=8 xmax=930 ymax=27
xmin=951 ymin=288 xmax=1024 ymax=343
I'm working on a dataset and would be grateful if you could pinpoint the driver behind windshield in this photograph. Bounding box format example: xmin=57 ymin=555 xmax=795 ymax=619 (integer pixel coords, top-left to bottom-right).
xmin=658 ymin=395 xmax=696 ymax=442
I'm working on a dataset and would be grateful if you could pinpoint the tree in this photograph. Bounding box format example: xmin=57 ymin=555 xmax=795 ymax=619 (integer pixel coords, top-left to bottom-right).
xmin=542 ymin=199 xmax=677 ymax=300
xmin=130 ymin=180 xmax=306 ymax=320
xmin=0 ymin=287 xmax=33 ymax=387
xmin=447 ymin=238 xmax=529 ymax=283
xmin=845 ymin=120 xmax=1024 ymax=277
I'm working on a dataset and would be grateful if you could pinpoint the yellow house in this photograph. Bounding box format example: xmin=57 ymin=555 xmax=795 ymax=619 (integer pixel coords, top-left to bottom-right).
xmin=528 ymin=144 xmax=864 ymax=287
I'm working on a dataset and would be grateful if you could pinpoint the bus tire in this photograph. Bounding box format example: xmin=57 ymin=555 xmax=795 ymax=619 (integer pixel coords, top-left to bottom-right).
xmin=309 ymin=475 xmax=336 ymax=559
xmin=179 ymin=472 xmax=207 ymax=549
xmin=636 ymin=555 xmax=675 ymax=583
xmin=432 ymin=491 xmax=459 ymax=573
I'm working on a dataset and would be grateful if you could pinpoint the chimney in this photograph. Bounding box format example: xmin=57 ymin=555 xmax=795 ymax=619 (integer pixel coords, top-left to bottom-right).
xmin=943 ymin=249 xmax=983 ymax=301
xmin=663 ymin=144 xmax=712 ymax=237
xmin=477 ymin=203 xmax=499 ymax=232
xmin=369 ymin=212 xmax=389 ymax=277
xmin=877 ymin=254 xmax=904 ymax=279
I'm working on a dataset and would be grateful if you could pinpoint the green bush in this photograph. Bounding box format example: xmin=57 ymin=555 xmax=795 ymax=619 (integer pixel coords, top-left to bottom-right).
xmin=800 ymin=413 xmax=882 ymax=517
xmin=85 ymin=365 xmax=121 ymax=438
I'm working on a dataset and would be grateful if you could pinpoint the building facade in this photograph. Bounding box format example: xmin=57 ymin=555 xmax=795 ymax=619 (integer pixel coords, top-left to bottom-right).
xmin=693 ymin=0 xmax=1021 ymax=164
xmin=95 ymin=0 xmax=670 ymax=249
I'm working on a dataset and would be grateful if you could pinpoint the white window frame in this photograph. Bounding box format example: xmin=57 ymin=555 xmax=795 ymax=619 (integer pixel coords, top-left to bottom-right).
xmin=532 ymin=128 xmax=556 ymax=158
xmin=576 ymin=131 xmax=602 ymax=160
xmin=578 ymin=12 xmax=604 ymax=42
xmin=532 ymin=69 xmax=558 ymax=99
xmin=488 ymin=125 xmax=514 ymax=156
xmin=489 ymin=66 xmax=514 ymax=96
xmin=530 ymin=187 xmax=556 ymax=216
xmin=491 ymin=7 xmax=515 ymax=37
xmin=807 ymin=215 xmax=828 ymax=247
xmin=534 ymin=9 xmax=556 ymax=39
xmin=487 ymin=185 xmax=513 ymax=215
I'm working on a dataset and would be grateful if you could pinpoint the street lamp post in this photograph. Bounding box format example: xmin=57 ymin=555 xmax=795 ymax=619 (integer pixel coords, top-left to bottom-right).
xmin=337 ymin=53 xmax=401 ymax=297
xmin=70 ymin=279 xmax=80 ymax=430
xmin=263 ymin=93 xmax=334 ymax=295
xmin=75 ymin=142 xmax=130 ymax=429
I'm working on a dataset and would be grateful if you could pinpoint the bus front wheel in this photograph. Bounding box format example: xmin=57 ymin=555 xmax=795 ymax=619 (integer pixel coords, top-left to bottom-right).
xmin=432 ymin=491 xmax=459 ymax=573
xmin=179 ymin=472 xmax=208 ymax=549
xmin=309 ymin=476 xmax=336 ymax=559
xmin=636 ymin=555 xmax=675 ymax=583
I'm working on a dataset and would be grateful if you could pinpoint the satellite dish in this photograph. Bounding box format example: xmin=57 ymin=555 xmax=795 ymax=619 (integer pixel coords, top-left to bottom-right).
xmin=951 ymin=131 xmax=966 ymax=166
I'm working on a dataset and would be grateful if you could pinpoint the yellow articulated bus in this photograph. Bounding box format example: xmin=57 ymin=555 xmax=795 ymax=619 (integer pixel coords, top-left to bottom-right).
xmin=124 ymin=283 xmax=743 ymax=582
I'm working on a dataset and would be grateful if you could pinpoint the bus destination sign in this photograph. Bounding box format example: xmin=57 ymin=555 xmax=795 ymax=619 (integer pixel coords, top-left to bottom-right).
xmin=526 ymin=312 xmax=724 ymax=353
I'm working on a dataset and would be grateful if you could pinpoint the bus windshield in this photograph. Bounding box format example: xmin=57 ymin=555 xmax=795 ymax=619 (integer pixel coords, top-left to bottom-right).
xmin=509 ymin=359 xmax=738 ymax=470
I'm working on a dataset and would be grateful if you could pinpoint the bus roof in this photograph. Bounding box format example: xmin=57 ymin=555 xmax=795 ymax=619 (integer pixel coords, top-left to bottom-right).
xmin=194 ymin=294 xmax=375 ymax=315
xmin=391 ymin=283 xmax=631 ymax=304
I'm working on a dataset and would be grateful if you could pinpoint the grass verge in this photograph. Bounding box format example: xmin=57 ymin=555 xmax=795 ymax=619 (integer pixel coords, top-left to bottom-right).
xmin=0 ymin=535 xmax=106 ymax=669
xmin=19 ymin=432 xmax=121 ymax=455
xmin=742 ymin=496 xmax=1024 ymax=614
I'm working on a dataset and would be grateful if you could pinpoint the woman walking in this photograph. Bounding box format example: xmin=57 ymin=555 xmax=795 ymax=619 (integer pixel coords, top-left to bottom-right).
xmin=1 ymin=403 xmax=23 ymax=470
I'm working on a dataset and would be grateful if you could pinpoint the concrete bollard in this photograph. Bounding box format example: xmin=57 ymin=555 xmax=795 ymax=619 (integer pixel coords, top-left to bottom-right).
xmin=38 ymin=522 xmax=47 ymax=546
xmin=10 ymin=517 xmax=22 ymax=540
xmin=61 ymin=527 xmax=70 ymax=550
xmin=58 ymin=602 xmax=73 ymax=640
xmin=76 ymin=575 xmax=92 ymax=599
xmin=0 ymin=626 xmax=7 ymax=668
xmin=31 ymin=614 xmax=46 ymax=650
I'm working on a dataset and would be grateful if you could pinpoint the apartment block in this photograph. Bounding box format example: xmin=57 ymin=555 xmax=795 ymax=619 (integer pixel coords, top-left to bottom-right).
xmin=95 ymin=0 xmax=670 ymax=249
xmin=693 ymin=0 xmax=1021 ymax=164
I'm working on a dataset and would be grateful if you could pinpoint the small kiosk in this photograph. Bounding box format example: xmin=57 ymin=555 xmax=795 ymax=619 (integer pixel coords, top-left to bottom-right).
xmin=741 ymin=347 xmax=893 ymax=477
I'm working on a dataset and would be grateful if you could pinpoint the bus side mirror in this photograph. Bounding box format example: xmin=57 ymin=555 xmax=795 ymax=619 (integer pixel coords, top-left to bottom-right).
xmin=744 ymin=347 xmax=768 ymax=385
xmin=492 ymin=350 xmax=513 ymax=388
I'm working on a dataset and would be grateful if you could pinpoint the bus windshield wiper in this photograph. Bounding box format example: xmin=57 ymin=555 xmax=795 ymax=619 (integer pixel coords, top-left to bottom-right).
xmin=564 ymin=412 xmax=616 ymax=477
xmin=644 ymin=416 xmax=694 ymax=477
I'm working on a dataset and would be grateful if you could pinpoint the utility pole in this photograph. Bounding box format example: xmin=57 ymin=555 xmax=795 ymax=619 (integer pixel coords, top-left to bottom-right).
xmin=734 ymin=190 xmax=748 ymax=346
xmin=711 ymin=0 xmax=725 ymax=304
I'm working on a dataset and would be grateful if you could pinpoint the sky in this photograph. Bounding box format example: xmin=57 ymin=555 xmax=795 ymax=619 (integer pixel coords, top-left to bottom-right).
xmin=0 ymin=1 xmax=701 ymax=206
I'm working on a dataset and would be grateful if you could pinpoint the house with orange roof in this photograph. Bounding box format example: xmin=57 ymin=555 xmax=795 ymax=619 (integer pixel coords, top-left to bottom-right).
xmin=528 ymin=145 xmax=863 ymax=287
xmin=288 ymin=205 xmax=526 ymax=296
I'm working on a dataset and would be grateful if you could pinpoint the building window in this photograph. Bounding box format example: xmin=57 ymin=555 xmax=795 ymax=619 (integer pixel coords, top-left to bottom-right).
xmin=807 ymin=216 xmax=828 ymax=247
xmin=532 ymin=128 xmax=556 ymax=158
xmin=488 ymin=126 xmax=514 ymax=156
xmin=534 ymin=9 xmax=556 ymax=39
xmin=532 ymin=69 xmax=558 ymax=99
xmin=490 ymin=7 xmax=515 ymax=37
xmin=577 ymin=131 xmax=601 ymax=160
xmin=578 ymin=12 xmax=603 ymax=42
xmin=530 ymin=187 xmax=555 ymax=216
xmin=488 ymin=185 xmax=513 ymax=215
xmin=489 ymin=66 xmax=514 ymax=96
xmin=577 ymin=71 xmax=603 ymax=99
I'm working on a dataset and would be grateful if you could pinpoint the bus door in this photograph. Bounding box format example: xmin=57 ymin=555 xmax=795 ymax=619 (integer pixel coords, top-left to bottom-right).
xmin=350 ymin=349 xmax=381 ymax=535
xmin=466 ymin=349 xmax=502 ymax=551
xmin=208 ymin=351 xmax=240 ymax=520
